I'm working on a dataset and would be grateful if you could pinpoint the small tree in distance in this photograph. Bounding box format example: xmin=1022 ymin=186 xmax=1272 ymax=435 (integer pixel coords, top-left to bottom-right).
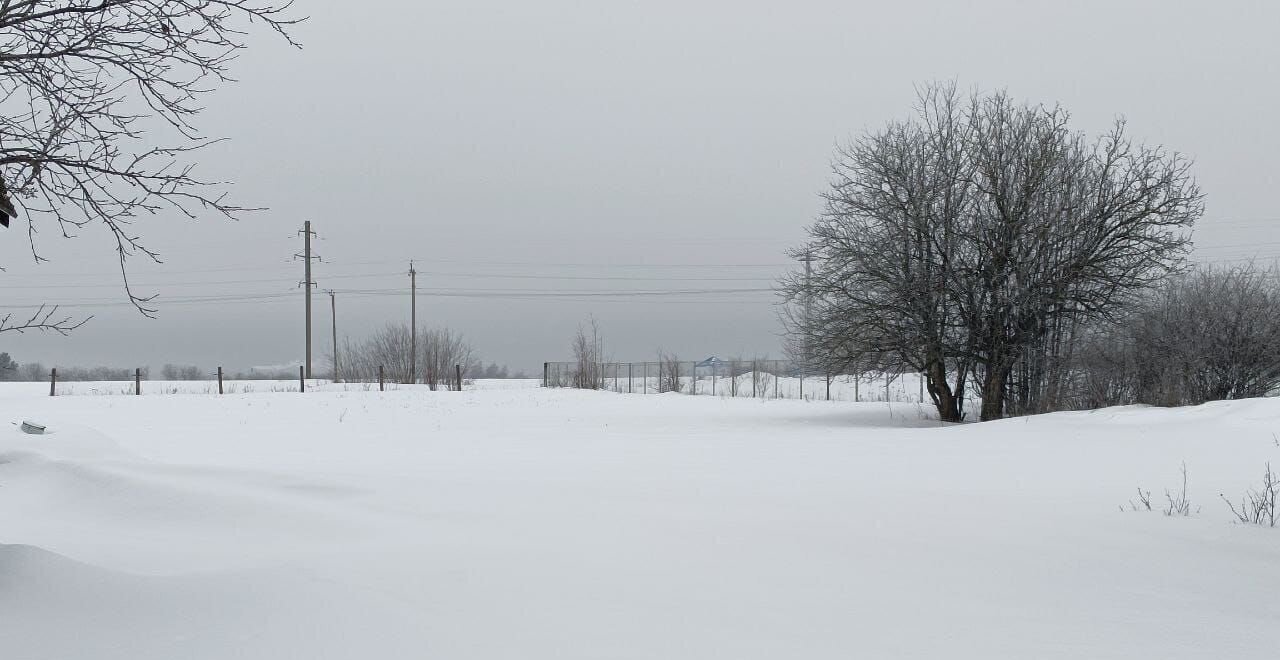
xmin=571 ymin=317 xmax=604 ymax=389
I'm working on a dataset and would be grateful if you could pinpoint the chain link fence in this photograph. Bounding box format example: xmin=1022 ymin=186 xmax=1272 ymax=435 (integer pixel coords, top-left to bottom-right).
xmin=542 ymin=359 xmax=946 ymax=403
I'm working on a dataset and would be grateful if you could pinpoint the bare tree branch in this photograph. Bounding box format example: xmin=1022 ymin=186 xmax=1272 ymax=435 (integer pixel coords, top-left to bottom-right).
xmin=0 ymin=0 xmax=302 ymax=327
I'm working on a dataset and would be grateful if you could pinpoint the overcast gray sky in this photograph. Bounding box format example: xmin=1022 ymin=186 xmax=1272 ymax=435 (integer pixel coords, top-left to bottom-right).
xmin=2 ymin=0 xmax=1278 ymax=374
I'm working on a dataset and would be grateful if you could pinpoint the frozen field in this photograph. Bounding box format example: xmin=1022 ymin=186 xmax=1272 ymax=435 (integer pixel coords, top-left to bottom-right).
xmin=1 ymin=381 xmax=1277 ymax=658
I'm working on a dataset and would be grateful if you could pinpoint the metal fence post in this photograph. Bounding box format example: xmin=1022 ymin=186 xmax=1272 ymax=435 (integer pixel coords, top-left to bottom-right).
xmin=300 ymin=365 xmax=306 ymax=393
xmin=135 ymin=368 xmax=141 ymax=396
xmin=49 ymin=367 xmax=56 ymax=397
xmin=218 ymin=366 xmax=224 ymax=395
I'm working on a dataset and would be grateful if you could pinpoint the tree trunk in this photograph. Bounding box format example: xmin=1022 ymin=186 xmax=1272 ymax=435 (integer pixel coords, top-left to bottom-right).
xmin=979 ymin=362 xmax=1010 ymax=421
xmin=926 ymin=361 xmax=964 ymax=422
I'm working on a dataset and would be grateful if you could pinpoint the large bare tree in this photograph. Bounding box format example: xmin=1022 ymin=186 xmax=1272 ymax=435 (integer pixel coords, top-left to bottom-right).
xmin=0 ymin=0 xmax=301 ymax=333
xmin=784 ymin=83 xmax=1202 ymax=421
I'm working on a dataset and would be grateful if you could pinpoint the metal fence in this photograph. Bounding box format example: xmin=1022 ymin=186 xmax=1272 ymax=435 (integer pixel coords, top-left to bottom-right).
xmin=542 ymin=359 xmax=938 ymax=403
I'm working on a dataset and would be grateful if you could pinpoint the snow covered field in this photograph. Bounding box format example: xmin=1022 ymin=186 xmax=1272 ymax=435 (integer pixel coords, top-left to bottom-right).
xmin=1 ymin=381 xmax=1277 ymax=658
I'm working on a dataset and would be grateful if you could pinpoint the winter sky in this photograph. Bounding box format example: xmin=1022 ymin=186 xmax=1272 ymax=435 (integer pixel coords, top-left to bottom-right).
xmin=2 ymin=0 xmax=1277 ymax=372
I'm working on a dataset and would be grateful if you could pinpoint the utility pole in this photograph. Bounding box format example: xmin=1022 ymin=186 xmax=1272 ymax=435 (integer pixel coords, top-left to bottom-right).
xmin=296 ymin=221 xmax=318 ymax=380
xmin=409 ymin=260 xmax=417 ymax=384
xmin=327 ymin=290 xmax=338 ymax=383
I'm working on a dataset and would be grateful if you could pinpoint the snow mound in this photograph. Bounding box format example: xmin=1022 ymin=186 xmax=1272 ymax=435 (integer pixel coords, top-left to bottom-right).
xmin=0 ymin=544 xmax=429 ymax=660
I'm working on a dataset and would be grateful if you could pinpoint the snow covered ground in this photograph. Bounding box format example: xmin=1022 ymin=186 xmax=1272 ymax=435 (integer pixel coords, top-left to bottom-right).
xmin=1 ymin=381 xmax=1277 ymax=658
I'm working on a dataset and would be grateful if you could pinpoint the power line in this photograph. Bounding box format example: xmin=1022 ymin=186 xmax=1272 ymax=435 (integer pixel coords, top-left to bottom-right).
xmin=0 ymin=285 xmax=777 ymax=310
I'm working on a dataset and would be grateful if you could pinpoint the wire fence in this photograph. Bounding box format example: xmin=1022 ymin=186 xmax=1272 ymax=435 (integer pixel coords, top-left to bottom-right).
xmin=542 ymin=359 xmax=954 ymax=404
xmin=27 ymin=363 xmax=474 ymax=396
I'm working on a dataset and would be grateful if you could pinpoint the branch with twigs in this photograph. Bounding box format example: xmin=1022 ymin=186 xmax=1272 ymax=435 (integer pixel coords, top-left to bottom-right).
xmin=0 ymin=304 xmax=89 ymax=335
xmin=0 ymin=1 xmax=302 ymax=323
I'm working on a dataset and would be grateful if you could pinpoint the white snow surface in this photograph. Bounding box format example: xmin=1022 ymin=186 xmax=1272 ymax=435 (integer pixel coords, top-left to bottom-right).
xmin=1 ymin=381 xmax=1277 ymax=658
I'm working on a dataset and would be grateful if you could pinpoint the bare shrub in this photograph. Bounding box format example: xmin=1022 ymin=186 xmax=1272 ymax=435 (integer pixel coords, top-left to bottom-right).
xmin=1105 ymin=264 xmax=1280 ymax=407
xmin=571 ymin=318 xmax=604 ymax=389
xmin=421 ymin=327 xmax=473 ymax=391
xmin=1164 ymin=463 xmax=1194 ymax=517
xmin=658 ymin=351 xmax=682 ymax=393
xmin=1129 ymin=488 xmax=1153 ymax=512
xmin=340 ymin=323 xmax=473 ymax=388
xmin=752 ymin=359 xmax=775 ymax=398
xmin=1221 ymin=463 xmax=1279 ymax=527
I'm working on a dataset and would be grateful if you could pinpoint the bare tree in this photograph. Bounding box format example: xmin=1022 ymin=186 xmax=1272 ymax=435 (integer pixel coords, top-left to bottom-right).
xmin=18 ymin=360 xmax=44 ymax=381
xmin=570 ymin=317 xmax=603 ymax=389
xmin=0 ymin=1 xmax=301 ymax=325
xmin=161 ymin=363 xmax=201 ymax=380
xmin=784 ymin=82 xmax=1202 ymax=421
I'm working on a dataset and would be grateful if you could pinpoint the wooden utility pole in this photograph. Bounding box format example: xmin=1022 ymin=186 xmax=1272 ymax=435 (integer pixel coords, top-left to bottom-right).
xmin=327 ymin=290 xmax=338 ymax=383
xmin=409 ymin=260 xmax=416 ymax=384
xmin=297 ymin=221 xmax=317 ymax=379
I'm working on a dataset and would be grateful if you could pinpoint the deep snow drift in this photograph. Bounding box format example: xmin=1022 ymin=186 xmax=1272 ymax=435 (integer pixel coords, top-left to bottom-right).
xmin=1 ymin=382 xmax=1277 ymax=658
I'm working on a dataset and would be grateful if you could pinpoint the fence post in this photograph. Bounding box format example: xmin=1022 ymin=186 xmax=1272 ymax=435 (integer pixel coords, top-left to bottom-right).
xmin=628 ymin=363 xmax=633 ymax=393
xmin=378 ymin=365 xmax=385 ymax=391
xmin=218 ymin=366 xmax=224 ymax=395
xmin=543 ymin=362 xmax=549 ymax=388
xmin=300 ymin=365 xmax=306 ymax=393
xmin=826 ymin=373 xmax=832 ymax=401
xmin=455 ymin=364 xmax=462 ymax=391
xmin=135 ymin=368 xmax=141 ymax=396
xmin=49 ymin=367 xmax=56 ymax=397
xmin=799 ymin=370 xmax=804 ymax=400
